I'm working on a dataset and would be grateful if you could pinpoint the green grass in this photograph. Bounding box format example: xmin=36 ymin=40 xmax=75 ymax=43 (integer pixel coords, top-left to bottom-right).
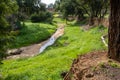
xmin=9 ymin=22 xmax=56 ymax=48
xmin=53 ymin=17 xmax=66 ymax=24
xmin=0 ymin=22 xmax=108 ymax=80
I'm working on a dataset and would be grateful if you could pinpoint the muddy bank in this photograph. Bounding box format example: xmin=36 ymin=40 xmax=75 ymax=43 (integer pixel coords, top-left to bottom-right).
xmin=7 ymin=24 xmax=65 ymax=59
xmin=64 ymin=51 xmax=120 ymax=80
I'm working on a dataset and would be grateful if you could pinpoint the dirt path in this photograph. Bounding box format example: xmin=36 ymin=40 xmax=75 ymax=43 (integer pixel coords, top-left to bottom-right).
xmin=7 ymin=24 xmax=65 ymax=59
xmin=64 ymin=51 xmax=120 ymax=80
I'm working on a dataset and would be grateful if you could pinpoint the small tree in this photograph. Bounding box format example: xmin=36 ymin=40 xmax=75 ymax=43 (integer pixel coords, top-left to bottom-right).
xmin=0 ymin=0 xmax=18 ymax=63
xmin=60 ymin=0 xmax=75 ymax=24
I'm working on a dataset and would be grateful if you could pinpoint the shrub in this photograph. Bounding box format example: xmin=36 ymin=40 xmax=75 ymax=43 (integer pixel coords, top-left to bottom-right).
xmin=45 ymin=11 xmax=53 ymax=23
xmin=31 ymin=11 xmax=53 ymax=23
xmin=13 ymin=21 xmax=22 ymax=31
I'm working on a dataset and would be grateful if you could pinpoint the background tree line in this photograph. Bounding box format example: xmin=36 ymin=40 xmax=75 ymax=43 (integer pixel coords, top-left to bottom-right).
xmin=16 ymin=0 xmax=53 ymax=23
xmin=54 ymin=0 xmax=109 ymax=25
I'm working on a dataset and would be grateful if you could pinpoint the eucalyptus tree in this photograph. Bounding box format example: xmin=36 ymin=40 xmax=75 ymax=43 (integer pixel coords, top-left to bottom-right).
xmin=108 ymin=0 xmax=120 ymax=61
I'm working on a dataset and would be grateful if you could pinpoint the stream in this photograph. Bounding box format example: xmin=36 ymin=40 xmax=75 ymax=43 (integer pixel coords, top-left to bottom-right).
xmin=39 ymin=26 xmax=64 ymax=53
xmin=7 ymin=24 xmax=64 ymax=59
xmin=39 ymin=36 xmax=55 ymax=53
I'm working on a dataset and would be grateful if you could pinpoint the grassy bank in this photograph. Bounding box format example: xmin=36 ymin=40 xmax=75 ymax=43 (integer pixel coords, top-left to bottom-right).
xmin=10 ymin=22 xmax=56 ymax=48
xmin=0 ymin=21 xmax=107 ymax=80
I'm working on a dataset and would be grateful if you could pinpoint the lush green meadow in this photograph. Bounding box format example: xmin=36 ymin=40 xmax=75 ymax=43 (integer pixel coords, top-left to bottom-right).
xmin=9 ymin=22 xmax=56 ymax=48
xmin=0 ymin=18 xmax=108 ymax=80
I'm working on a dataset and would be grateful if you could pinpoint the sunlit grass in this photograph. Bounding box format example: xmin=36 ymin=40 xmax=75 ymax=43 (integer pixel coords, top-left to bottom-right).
xmin=53 ymin=17 xmax=66 ymax=23
xmin=10 ymin=22 xmax=56 ymax=49
xmin=0 ymin=20 xmax=108 ymax=80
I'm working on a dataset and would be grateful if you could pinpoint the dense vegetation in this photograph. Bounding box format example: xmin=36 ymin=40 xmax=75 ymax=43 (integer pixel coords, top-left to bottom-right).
xmin=54 ymin=0 xmax=109 ymax=25
xmin=0 ymin=18 xmax=107 ymax=80
xmin=0 ymin=0 xmax=18 ymax=62
xmin=9 ymin=22 xmax=56 ymax=49
xmin=31 ymin=11 xmax=53 ymax=23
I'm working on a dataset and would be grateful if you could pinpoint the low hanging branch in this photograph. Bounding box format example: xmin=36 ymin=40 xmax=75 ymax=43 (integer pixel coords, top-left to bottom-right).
xmin=101 ymin=34 xmax=108 ymax=47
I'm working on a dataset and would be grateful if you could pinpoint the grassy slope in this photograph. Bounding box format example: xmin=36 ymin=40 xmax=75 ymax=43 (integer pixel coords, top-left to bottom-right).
xmin=10 ymin=22 xmax=56 ymax=48
xmin=0 ymin=18 xmax=108 ymax=80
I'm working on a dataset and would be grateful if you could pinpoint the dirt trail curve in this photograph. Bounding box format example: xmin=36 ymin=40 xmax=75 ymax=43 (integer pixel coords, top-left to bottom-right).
xmin=7 ymin=24 xmax=65 ymax=59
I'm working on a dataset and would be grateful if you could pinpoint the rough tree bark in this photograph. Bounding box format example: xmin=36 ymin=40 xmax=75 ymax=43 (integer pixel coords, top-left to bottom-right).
xmin=108 ymin=0 xmax=120 ymax=61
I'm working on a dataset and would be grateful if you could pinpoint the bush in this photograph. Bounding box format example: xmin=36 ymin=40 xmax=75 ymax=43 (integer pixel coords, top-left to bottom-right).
xmin=31 ymin=11 xmax=53 ymax=23
xmin=13 ymin=21 xmax=22 ymax=31
xmin=45 ymin=12 xmax=53 ymax=23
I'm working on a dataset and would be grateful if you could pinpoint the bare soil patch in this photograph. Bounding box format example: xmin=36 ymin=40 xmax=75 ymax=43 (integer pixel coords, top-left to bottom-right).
xmin=64 ymin=51 xmax=120 ymax=80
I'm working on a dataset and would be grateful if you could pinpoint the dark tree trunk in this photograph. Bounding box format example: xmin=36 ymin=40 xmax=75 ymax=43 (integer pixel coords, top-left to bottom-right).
xmin=89 ymin=16 xmax=94 ymax=26
xmin=76 ymin=14 xmax=84 ymax=22
xmin=108 ymin=0 xmax=120 ymax=61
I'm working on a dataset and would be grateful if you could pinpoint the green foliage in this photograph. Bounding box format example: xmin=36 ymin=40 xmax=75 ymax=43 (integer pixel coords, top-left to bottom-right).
xmin=16 ymin=0 xmax=46 ymax=18
xmin=99 ymin=62 xmax=106 ymax=68
xmin=110 ymin=63 xmax=119 ymax=68
xmin=60 ymin=0 xmax=75 ymax=19
xmin=76 ymin=0 xmax=109 ymax=18
xmin=53 ymin=17 xmax=66 ymax=23
xmin=0 ymin=0 xmax=18 ymax=62
xmin=108 ymin=61 xmax=120 ymax=68
xmin=17 ymin=12 xmax=28 ymax=21
xmin=31 ymin=11 xmax=53 ymax=23
xmin=56 ymin=0 xmax=109 ymax=23
xmin=0 ymin=19 xmax=107 ymax=79
xmin=9 ymin=22 xmax=56 ymax=48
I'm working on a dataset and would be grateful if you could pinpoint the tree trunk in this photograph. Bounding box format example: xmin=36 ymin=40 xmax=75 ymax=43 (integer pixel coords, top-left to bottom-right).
xmin=108 ymin=0 xmax=120 ymax=61
xmin=89 ymin=16 xmax=94 ymax=26
xmin=65 ymin=18 xmax=67 ymax=24
xmin=76 ymin=14 xmax=85 ymax=22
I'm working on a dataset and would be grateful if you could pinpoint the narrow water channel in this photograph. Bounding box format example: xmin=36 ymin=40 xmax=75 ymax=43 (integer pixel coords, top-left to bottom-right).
xmin=39 ymin=36 xmax=55 ymax=53
xmin=39 ymin=26 xmax=64 ymax=53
